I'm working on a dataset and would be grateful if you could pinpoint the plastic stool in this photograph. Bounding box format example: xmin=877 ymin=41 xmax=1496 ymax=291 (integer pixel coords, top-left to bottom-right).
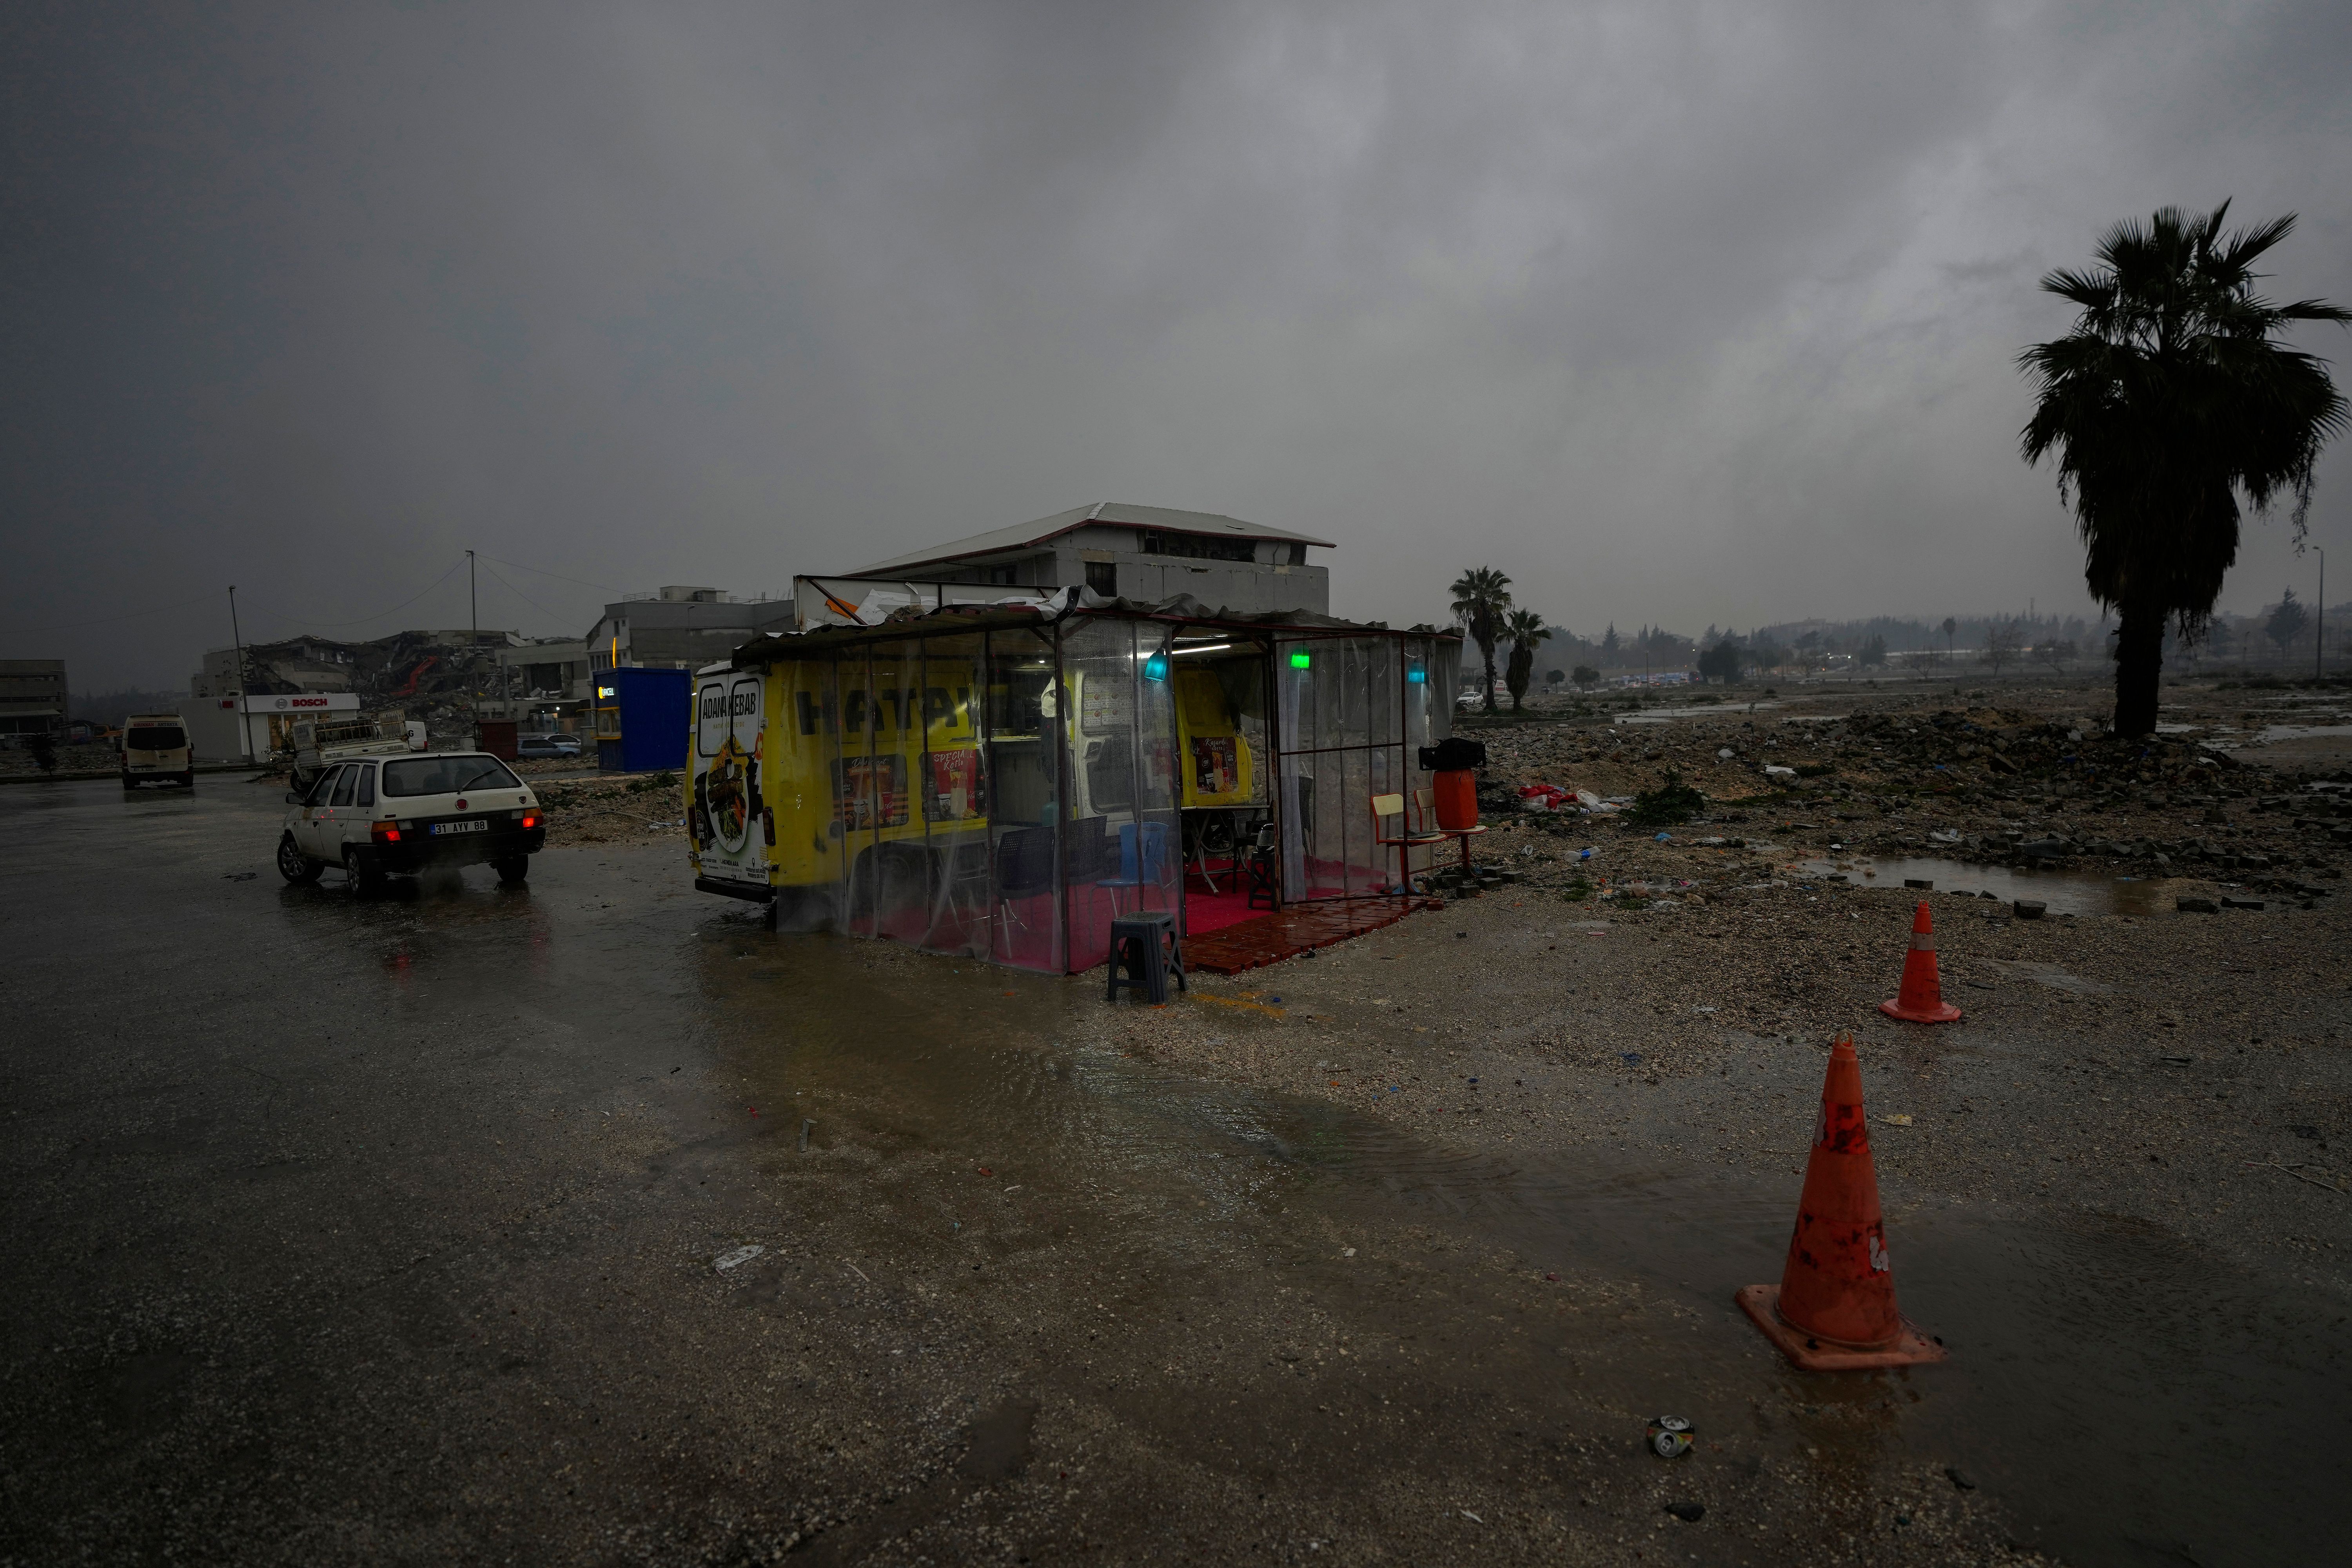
xmin=1107 ymin=911 xmax=1186 ymax=1003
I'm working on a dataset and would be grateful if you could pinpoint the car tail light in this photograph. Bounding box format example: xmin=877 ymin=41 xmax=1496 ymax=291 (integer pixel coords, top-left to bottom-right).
xmin=371 ymin=820 xmax=402 ymax=843
xmin=520 ymin=813 xmax=539 ymax=830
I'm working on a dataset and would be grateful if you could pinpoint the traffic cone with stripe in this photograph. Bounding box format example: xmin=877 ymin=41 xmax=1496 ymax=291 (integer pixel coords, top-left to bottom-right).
xmin=1736 ymin=1031 xmax=1945 ymax=1371
xmin=1878 ymin=901 xmax=1960 ymax=1023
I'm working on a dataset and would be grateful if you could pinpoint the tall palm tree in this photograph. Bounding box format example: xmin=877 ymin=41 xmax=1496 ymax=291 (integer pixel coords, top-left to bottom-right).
xmin=2020 ymin=202 xmax=2347 ymax=736
xmin=1448 ymin=566 xmax=1512 ymax=714
xmin=1501 ymin=609 xmax=1552 ymax=713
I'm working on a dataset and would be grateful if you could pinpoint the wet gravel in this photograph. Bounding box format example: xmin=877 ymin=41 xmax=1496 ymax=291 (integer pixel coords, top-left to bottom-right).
xmin=8 ymin=675 xmax=2347 ymax=1566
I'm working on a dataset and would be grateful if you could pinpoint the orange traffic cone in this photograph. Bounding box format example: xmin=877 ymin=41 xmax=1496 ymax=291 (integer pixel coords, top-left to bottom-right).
xmin=1878 ymin=901 xmax=1961 ymax=1023
xmin=1737 ymin=1031 xmax=1945 ymax=1371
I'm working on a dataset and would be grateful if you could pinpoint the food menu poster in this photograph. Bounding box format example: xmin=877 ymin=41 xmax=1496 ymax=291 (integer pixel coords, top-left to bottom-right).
xmin=833 ymin=755 xmax=909 ymax=829
xmin=926 ymin=750 xmax=986 ymax=822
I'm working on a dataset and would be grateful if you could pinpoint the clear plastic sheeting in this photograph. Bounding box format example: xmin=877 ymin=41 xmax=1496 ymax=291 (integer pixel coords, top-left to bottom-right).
xmin=712 ymin=607 xmax=1457 ymax=971
xmin=1275 ymin=635 xmax=1447 ymax=900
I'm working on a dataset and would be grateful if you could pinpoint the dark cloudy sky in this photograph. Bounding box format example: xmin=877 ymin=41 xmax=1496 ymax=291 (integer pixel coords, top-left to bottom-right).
xmin=7 ymin=0 xmax=2350 ymax=690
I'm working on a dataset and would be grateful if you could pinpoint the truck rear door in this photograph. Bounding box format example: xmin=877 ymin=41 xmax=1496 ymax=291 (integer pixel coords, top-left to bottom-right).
xmin=692 ymin=673 xmax=768 ymax=890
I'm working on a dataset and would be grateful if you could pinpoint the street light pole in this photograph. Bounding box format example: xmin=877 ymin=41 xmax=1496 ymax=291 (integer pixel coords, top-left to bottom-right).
xmin=227 ymin=585 xmax=252 ymax=764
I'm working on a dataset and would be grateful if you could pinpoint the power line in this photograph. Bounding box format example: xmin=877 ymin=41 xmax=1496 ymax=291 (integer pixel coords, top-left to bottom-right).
xmin=242 ymin=557 xmax=469 ymax=632
xmin=474 ymin=558 xmax=571 ymax=624
xmin=473 ymin=552 xmax=619 ymax=596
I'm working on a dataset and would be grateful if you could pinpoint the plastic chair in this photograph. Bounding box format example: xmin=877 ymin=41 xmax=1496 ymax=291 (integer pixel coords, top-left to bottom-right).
xmin=1413 ymin=784 xmax=1486 ymax=878
xmin=1373 ymin=791 xmax=1447 ymax=895
xmin=1095 ymin=820 xmax=1169 ymax=917
xmin=1244 ymin=820 xmax=1279 ymax=910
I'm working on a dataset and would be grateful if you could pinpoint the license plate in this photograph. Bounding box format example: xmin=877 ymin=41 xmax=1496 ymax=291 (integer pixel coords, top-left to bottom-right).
xmin=430 ymin=819 xmax=488 ymax=835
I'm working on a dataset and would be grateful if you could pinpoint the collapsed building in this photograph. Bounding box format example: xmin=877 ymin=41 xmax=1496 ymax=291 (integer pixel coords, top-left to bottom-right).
xmin=191 ymin=630 xmax=514 ymax=743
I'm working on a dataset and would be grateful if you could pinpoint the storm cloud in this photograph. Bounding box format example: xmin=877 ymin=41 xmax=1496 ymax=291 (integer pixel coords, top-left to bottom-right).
xmin=7 ymin=0 xmax=2350 ymax=687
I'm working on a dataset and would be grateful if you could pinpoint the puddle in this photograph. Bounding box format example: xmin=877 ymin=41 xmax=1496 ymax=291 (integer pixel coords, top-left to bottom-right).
xmin=2252 ymin=722 xmax=2352 ymax=744
xmin=1617 ymin=701 xmax=1790 ymax=724
xmin=1796 ymin=854 xmax=2184 ymax=916
xmin=693 ymin=922 xmax=2342 ymax=1567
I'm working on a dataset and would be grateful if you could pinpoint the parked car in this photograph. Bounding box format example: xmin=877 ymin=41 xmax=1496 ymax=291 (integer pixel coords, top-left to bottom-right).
xmin=277 ymin=752 xmax=545 ymax=889
xmin=515 ymin=733 xmax=583 ymax=759
xmin=120 ymin=713 xmax=194 ymax=789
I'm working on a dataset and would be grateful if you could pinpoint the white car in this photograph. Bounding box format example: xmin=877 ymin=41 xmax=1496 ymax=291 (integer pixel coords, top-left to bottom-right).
xmin=277 ymin=752 xmax=546 ymax=890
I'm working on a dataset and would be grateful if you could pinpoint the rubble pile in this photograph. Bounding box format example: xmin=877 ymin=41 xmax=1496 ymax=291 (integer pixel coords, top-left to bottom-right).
xmin=1453 ymin=680 xmax=2349 ymax=909
xmin=242 ymin=630 xmax=508 ymax=742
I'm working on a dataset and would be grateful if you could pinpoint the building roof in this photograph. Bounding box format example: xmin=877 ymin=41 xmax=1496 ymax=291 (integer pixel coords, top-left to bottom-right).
xmin=846 ymin=503 xmax=1335 ymax=576
xmin=726 ymin=589 xmax=1453 ymax=668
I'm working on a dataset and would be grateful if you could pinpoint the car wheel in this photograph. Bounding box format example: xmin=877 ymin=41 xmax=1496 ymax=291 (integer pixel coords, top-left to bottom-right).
xmin=277 ymin=833 xmax=324 ymax=884
xmin=121 ymin=774 xmax=138 ymax=791
xmin=180 ymin=771 xmax=196 ymax=787
xmin=342 ymin=847 xmax=388 ymax=892
xmin=494 ymin=855 xmax=530 ymax=885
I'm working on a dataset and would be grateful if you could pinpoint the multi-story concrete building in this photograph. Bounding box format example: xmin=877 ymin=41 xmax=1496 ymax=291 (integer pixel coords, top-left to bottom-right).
xmin=584 ymin=587 xmax=796 ymax=676
xmin=826 ymin=503 xmax=1333 ymax=621
xmin=479 ymin=637 xmax=594 ymax=729
xmin=0 ymin=659 xmax=67 ymax=735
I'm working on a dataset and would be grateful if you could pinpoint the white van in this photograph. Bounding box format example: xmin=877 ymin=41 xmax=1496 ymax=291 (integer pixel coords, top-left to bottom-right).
xmin=277 ymin=752 xmax=545 ymax=889
xmin=120 ymin=713 xmax=195 ymax=789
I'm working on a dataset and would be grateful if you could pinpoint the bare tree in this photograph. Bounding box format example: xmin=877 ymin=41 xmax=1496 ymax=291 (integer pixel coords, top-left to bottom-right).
xmin=1983 ymin=619 xmax=2022 ymax=674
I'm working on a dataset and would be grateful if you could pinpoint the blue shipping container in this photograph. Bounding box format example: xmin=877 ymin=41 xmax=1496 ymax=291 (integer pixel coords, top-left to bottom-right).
xmin=593 ymin=666 xmax=692 ymax=774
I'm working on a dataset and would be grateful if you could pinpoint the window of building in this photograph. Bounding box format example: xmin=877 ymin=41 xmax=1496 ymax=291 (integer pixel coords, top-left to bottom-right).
xmin=1085 ymin=561 xmax=1118 ymax=597
xmin=1137 ymin=531 xmax=1256 ymax=563
xmin=984 ymin=563 xmax=1020 ymax=586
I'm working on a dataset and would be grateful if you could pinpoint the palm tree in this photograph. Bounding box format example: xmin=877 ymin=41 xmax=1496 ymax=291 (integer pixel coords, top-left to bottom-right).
xmin=1448 ymin=566 xmax=1512 ymax=714
xmin=2020 ymin=202 xmax=2348 ymax=736
xmin=1501 ymin=610 xmax=1552 ymax=713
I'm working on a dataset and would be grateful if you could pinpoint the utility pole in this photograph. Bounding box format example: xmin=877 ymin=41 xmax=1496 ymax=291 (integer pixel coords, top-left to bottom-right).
xmin=228 ymin=585 xmax=252 ymax=764
xmin=467 ymin=550 xmax=479 ymax=734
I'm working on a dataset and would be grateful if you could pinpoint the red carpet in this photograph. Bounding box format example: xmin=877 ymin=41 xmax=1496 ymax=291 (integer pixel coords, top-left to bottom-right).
xmin=1182 ymin=896 xmax=1439 ymax=974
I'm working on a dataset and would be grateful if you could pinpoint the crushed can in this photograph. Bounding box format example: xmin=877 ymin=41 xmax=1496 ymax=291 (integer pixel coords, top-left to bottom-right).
xmin=1648 ymin=1415 xmax=1693 ymax=1459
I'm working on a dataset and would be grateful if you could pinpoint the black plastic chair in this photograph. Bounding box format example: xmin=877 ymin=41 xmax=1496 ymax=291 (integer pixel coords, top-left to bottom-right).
xmin=1244 ymin=820 xmax=1279 ymax=910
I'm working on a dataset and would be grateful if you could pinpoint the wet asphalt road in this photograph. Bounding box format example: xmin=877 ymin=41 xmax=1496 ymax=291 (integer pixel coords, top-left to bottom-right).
xmin=2 ymin=776 xmax=2343 ymax=1566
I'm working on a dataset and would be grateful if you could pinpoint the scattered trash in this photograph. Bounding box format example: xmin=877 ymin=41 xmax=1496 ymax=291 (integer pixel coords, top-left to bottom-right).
xmin=799 ymin=1118 xmax=814 ymax=1152
xmin=2220 ymin=896 xmax=2265 ymax=911
xmin=1904 ymin=878 xmax=1933 ymax=890
xmin=1341 ymin=1246 xmax=1356 ymax=1257
xmin=1879 ymin=1113 xmax=1914 ymax=1126
xmin=221 ymin=871 xmax=257 ymax=882
xmin=1544 ymin=1271 xmax=1559 ymax=1282
xmin=1518 ymin=783 xmax=1576 ymax=812
xmin=1621 ymin=1052 xmax=1642 ymax=1066
xmin=1764 ymin=764 xmax=1797 ymax=777
xmin=1653 ymin=831 xmax=1673 ymax=843
xmin=2012 ymin=899 xmax=2047 ymax=920
xmin=648 ymin=818 xmax=684 ymax=828
xmin=1663 ymin=1502 xmax=1706 ymax=1522
xmin=1945 ymin=1467 xmax=1977 ymax=1491
xmin=1459 ymin=1510 xmax=1484 ymax=1524
xmin=977 ymin=1166 xmax=994 ymax=1176
xmin=714 ymin=1244 xmax=764 ymax=1272
xmin=1648 ymin=1415 xmax=1694 ymax=1459
xmin=2176 ymin=896 xmax=2220 ymax=914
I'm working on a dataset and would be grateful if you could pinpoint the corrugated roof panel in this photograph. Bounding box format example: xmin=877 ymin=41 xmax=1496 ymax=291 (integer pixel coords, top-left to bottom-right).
xmin=846 ymin=503 xmax=1335 ymax=575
